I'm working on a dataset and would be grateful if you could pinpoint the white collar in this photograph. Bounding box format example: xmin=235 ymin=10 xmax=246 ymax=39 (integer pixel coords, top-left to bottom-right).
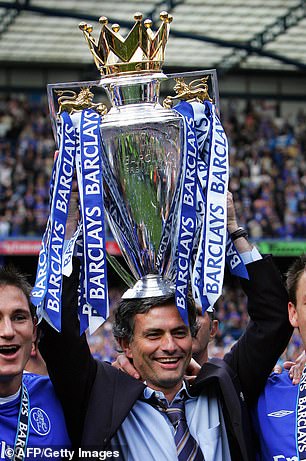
xmin=143 ymin=380 xmax=193 ymax=403
xmin=0 ymin=387 xmax=21 ymax=405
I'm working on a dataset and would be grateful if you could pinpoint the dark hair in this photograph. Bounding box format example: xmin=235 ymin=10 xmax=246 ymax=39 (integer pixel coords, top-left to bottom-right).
xmin=113 ymin=293 xmax=198 ymax=342
xmin=286 ymin=255 xmax=306 ymax=305
xmin=196 ymin=305 xmax=215 ymax=329
xmin=0 ymin=265 xmax=36 ymax=320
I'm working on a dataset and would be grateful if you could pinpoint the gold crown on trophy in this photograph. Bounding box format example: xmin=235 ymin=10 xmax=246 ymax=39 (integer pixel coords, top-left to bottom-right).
xmin=79 ymin=11 xmax=173 ymax=76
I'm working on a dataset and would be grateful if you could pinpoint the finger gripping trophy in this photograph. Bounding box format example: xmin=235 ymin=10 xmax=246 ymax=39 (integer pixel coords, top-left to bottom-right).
xmin=32 ymin=12 xmax=233 ymax=334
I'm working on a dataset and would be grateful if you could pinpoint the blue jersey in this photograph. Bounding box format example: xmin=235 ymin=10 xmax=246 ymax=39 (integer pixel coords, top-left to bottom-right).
xmin=253 ymin=370 xmax=298 ymax=461
xmin=0 ymin=373 xmax=71 ymax=460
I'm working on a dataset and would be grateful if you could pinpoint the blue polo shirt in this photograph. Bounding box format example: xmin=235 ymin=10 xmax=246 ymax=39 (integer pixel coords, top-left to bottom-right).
xmin=253 ymin=370 xmax=298 ymax=461
xmin=0 ymin=373 xmax=71 ymax=460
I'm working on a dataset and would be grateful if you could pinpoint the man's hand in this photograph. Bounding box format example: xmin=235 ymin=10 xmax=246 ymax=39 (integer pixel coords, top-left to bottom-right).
xmin=112 ymin=354 xmax=202 ymax=384
xmin=285 ymin=351 xmax=306 ymax=385
xmin=184 ymin=358 xmax=201 ymax=385
xmin=56 ymin=145 xmax=80 ymax=242
xmin=273 ymin=351 xmax=306 ymax=385
xmin=227 ymin=191 xmax=253 ymax=252
xmin=227 ymin=191 xmax=239 ymax=234
xmin=65 ymin=191 xmax=79 ymax=240
xmin=112 ymin=354 xmax=141 ymax=380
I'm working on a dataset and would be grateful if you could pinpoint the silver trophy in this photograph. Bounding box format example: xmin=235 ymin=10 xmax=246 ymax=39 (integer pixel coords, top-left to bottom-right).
xmin=34 ymin=12 xmax=226 ymax=332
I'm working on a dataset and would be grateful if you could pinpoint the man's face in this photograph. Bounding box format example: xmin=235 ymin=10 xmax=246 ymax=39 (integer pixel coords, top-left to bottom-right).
xmin=0 ymin=285 xmax=36 ymax=395
xmin=122 ymin=304 xmax=192 ymax=396
xmin=288 ymin=271 xmax=306 ymax=346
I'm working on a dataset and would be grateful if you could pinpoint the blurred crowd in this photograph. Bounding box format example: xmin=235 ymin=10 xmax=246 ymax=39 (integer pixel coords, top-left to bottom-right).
xmin=0 ymin=93 xmax=305 ymax=362
xmin=222 ymin=99 xmax=306 ymax=239
xmin=0 ymin=95 xmax=54 ymax=237
xmin=1 ymin=95 xmax=306 ymax=240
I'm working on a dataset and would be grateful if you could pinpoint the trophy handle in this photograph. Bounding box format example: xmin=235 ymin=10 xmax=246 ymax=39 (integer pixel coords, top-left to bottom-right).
xmin=47 ymin=79 xmax=103 ymax=146
xmin=165 ymin=69 xmax=220 ymax=114
xmin=55 ymin=88 xmax=108 ymax=116
xmin=163 ymin=76 xmax=213 ymax=109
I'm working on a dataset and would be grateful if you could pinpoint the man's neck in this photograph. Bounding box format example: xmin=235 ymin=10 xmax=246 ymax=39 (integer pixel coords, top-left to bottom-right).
xmin=147 ymin=381 xmax=183 ymax=403
xmin=0 ymin=388 xmax=20 ymax=405
xmin=0 ymin=374 xmax=22 ymax=398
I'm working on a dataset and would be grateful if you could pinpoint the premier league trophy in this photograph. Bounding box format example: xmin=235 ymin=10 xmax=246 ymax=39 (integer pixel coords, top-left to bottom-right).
xmin=31 ymin=12 xmax=246 ymax=334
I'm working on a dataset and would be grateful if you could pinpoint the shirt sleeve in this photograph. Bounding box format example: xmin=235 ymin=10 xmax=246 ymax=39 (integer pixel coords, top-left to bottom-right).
xmin=240 ymin=246 xmax=262 ymax=265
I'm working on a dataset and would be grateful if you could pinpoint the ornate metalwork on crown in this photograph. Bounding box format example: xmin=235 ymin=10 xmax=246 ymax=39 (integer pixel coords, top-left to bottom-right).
xmin=79 ymin=11 xmax=173 ymax=75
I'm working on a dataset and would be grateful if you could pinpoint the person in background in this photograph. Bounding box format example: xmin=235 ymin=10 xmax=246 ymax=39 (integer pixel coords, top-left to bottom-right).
xmin=192 ymin=306 xmax=218 ymax=366
xmin=253 ymin=255 xmax=306 ymax=461
xmin=0 ymin=266 xmax=71 ymax=456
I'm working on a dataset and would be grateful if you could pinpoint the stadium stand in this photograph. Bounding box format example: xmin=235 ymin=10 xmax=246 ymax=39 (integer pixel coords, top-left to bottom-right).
xmin=1 ymin=95 xmax=305 ymax=241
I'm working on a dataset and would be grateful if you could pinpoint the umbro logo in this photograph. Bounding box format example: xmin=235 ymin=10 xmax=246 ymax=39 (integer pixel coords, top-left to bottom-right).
xmin=268 ymin=410 xmax=294 ymax=418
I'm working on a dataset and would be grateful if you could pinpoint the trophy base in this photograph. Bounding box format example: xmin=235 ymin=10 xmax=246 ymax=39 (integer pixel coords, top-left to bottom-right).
xmin=122 ymin=274 xmax=175 ymax=299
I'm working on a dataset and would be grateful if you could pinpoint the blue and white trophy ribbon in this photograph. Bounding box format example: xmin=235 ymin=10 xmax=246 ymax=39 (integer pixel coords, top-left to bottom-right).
xmin=77 ymin=109 xmax=109 ymax=333
xmin=31 ymin=112 xmax=75 ymax=331
xmin=297 ymin=367 xmax=306 ymax=459
xmin=31 ymin=109 xmax=108 ymax=333
xmin=169 ymin=100 xmax=247 ymax=319
xmin=173 ymin=102 xmax=198 ymax=324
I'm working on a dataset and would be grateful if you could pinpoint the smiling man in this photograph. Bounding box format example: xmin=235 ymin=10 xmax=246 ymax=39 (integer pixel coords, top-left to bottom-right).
xmin=110 ymin=294 xmax=232 ymax=459
xmin=113 ymin=297 xmax=197 ymax=403
xmin=0 ymin=266 xmax=71 ymax=458
xmin=0 ymin=283 xmax=35 ymax=396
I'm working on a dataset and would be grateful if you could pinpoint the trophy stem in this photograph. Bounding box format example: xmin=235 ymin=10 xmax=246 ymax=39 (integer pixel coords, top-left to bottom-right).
xmin=101 ymin=72 xmax=165 ymax=108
